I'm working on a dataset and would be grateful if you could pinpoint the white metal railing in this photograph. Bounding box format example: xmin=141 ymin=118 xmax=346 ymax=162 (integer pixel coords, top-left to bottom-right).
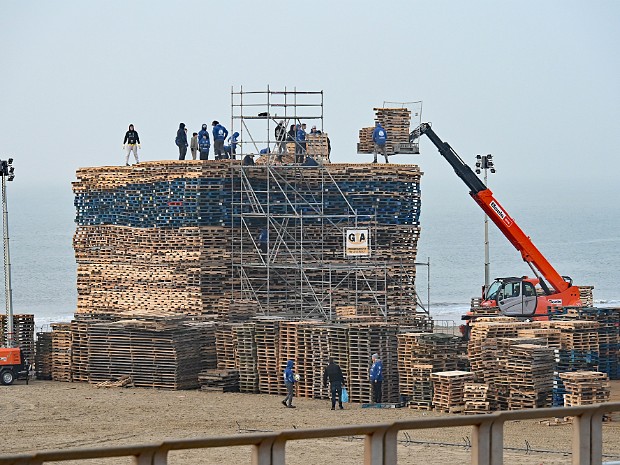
xmin=1 ymin=402 xmax=620 ymax=465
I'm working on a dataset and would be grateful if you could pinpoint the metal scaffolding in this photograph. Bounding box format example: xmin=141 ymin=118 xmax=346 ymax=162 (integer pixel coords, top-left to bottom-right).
xmin=231 ymin=163 xmax=389 ymax=320
xmin=231 ymin=86 xmax=324 ymax=158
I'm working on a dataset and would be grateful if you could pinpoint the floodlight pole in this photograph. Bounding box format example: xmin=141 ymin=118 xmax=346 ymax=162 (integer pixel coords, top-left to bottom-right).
xmin=1 ymin=166 xmax=14 ymax=347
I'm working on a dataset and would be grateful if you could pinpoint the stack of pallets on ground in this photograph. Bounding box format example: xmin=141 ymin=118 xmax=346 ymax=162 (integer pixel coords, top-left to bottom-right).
xmin=191 ymin=321 xmax=217 ymax=369
xmin=463 ymin=383 xmax=492 ymax=414
xmin=216 ymin=323 xmax=239 ymax=370
xmin=431 ymin=371 xmax=475 ymax=413
xmin=540 ymin=320 xmax=600 ymax=406
xmin=235 ymin=323 xmax=258 ymax=393
xmin=566 ymin=307 xmax=620 ymax=379
xmin=71 ymin=318 xmax=93 ymax=382
xmin=35 ymin=332 xmax=53 ymax=380
xmin=86 ymin=319 xmax=205 ymax=390
xmin=503 ymin=343 xmax=555 ymax=410
xmin=398 ymin=332 xmax=465 ymax=408
xmin=0 ymin=314 xmax=36 ymax=362
xmin=559 ymin=371 xmax=610 ymax=406
xmin=468 ymin=319 xmax=540 ymax=410
xmin=407 ymin=364 xmax=434 ymax=410
xmin=51 ymin=323 xmax=72 ymax=382
xmin=254 ymin=318 xmax=284 ymax=395
xmin=198 ymin=369 xmax=239 ymax=392
xmin=347 ymin=323 xmax=399 ymax=403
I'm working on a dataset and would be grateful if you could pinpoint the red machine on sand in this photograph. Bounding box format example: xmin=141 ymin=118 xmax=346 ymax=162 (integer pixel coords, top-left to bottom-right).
xmin=0 ymin=347 xmax=29 ymax=385
xmin=413 ymin=123 xmax=582 ymax=327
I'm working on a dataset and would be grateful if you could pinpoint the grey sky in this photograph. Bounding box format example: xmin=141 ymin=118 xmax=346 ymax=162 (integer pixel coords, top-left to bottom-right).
xmin=1 ymin=1 xmax=619 ymax=203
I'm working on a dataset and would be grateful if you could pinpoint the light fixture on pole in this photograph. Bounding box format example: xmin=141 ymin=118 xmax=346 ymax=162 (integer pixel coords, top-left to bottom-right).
xmin=1 ymin=158 xmax=15 ymax=347
xmin=475 ymin=154 xmax=495 ymax=293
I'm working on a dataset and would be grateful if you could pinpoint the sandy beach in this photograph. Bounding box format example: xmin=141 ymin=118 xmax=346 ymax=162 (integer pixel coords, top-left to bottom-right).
xmin=3 ymin=380 xmax=620 ymax=464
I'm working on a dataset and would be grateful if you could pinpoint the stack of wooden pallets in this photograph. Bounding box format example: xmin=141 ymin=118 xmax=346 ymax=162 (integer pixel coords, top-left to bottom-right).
xmin=559 ymin=371 xmax=610 ymax=406
xmin=463 ymin=383 xmax=492 ymax=414
xmin=1 ymin=314 xmax=36 ymax=362
xmin=407 ymin=364 xmax=434 ymax=410
xmin=235 ymin=323 xmax=258 ymax=393
xmin=51 ymin=323 xmax=72 ymax=382
xmin=254 ymin=318 xmax=284 ymax=395
xmin=503 ymin=343 xmax=555 ymax=410
xmin=86 ymin=319 xmax=205 ymax=390
xmin=198 ymin=369 xmax=239 ymax=392
xmin=374 ymin=108 xmax=412 ymax=155
xmin=305 ymin=133 xmax=330 ymax=163
xmin=215 ymin=323 xmax=239 ymax=370
xmin=35 ymin=332 xmax=53 ymax=380
xmin=431 ymin=371 xmax=475 ymax=413
xmin=357 ymin=127 xmax=374 ymax=153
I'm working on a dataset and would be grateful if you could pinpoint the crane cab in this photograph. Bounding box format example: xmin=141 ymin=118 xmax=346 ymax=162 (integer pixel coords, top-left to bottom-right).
xmin=484 ymin=277 xmax=538 ymax=317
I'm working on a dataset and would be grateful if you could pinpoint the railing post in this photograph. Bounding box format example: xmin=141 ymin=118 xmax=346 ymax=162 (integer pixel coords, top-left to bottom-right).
xmin=252 ymin=437 xmax=276 ymax=465
xmin=364 ymin=427 xmax=387 ymax=465
xmin=573 ymin=411 xmax=593 ymax=465
xmin=383 ymin=426 xmax=399 ymax=465
xmin=471 ymin=419 xmax=492 ymax=465
xmin=271 ymin=438 xmax=286 ymax=465
xmin=590 ymin=408 xmax=604 ymax=465
xmin=133 ymin=450 xmax=155 ymax=465
xmin=489 ymin=418 xmax=504 ymax=465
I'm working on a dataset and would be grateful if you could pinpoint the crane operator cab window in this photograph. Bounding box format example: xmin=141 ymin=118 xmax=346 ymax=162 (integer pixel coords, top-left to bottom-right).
xmin=498 ymin=280 xmax=537 ymax=317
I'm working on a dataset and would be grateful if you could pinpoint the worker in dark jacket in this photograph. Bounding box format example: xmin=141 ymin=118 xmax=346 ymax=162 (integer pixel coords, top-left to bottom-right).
xmin=323 ymin=358 xmax=345 ymax=410
xmin=275 ymin=120 xmax=287 ymax=155
xmin=123 ymin=124 xmax=141 ymax=166
xmin=175 ymin=123 xmax=188 ymax=160
xmin=369 ymin=353 xmax=383 ymax=403
xmin=212 ymin=120 xmax=229 ymax=159
xmin=198 ymin=133 xmax=210 ymax=160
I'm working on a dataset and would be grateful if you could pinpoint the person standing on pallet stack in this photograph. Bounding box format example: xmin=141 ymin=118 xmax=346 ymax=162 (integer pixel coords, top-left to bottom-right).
xmin=369 ymin=353 xmax=383 ymax=403
xmin=295 ymin=123 xmax=306 ymax=163
xmin=275 ymin=120 xmax=287 ymax=159
xmin=122 ymin=124 xmax=140 ymax=166
xmin=372 ymin=122 xmax=389 ymax=164
xmin=190 ymin=132 xmax=199 ymax=160
xmin=175 ymin=123 xmax=188 ymax=160
xmin=212 ymin=120 xmax=229 ymax=160
xmin=323 ymin=358 xmax=345 ymax=410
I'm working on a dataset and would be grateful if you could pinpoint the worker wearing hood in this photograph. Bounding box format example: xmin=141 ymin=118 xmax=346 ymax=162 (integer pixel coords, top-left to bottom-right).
xmin=282 ymin=360 xmax=297 ymax=408
xmin=123 ymin=124 xmax=140 ymax=166
xmin=175 ymin=123 xmax=188 ymax=160
xmin=228 ymin=131 xmax=240 ymax=157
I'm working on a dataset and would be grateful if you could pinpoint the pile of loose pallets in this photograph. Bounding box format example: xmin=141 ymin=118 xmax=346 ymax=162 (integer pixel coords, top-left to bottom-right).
xmin=198 ymin=369 xmax=240 ymax=392
xmin=559 ymin=371 xmax=610 ymax=406
xmin=431 ymin=371 xmax=475 ymax=413
xmin=463 ymin=383 xmax=492 ymax=414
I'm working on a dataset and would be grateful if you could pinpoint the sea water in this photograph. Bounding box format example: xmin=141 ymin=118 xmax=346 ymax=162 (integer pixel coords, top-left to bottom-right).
xmin=1 ymin=184 xmax=618 ymax=329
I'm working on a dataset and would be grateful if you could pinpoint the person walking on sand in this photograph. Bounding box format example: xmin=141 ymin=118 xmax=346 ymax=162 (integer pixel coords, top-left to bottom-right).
xmin=323 ymin=358 xmax=345 ymax=410
xmin=175 ymin=123 xmax=188 ymax=160
xmin=190 ymin=132 xmax=199 ymax=160
xmin=372 ymin=122 xmax=388 ymax=164
xmin=123 ymin=124 xmax=140 ymax=166
xmin=282 ymin=360 xmax=297 ymax=408
xmin=212 ymin=120 xmax=229 ymax=160
xmin=369 ymin=353 xmax=383 ymax=404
